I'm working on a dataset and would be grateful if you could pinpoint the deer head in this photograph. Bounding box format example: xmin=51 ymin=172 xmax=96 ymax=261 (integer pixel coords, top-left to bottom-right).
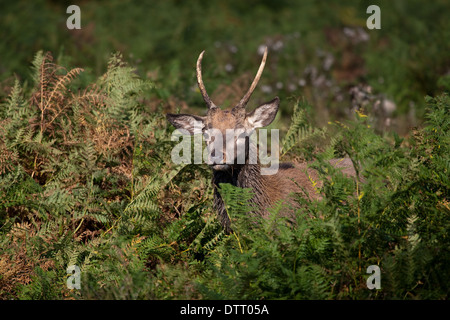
xmin=167 ymin=47 xmax=280 ymax=171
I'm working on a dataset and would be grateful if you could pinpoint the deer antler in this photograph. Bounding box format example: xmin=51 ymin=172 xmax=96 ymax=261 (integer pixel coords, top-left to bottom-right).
xmin=196 ymin=51 xmax=217 ymax=110
xmin=236 ymin=46 xmax=268 ymax=109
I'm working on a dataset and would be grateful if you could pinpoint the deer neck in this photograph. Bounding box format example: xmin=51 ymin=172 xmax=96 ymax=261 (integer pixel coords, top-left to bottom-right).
xmin=212 ymin=161 xmax=272 ymax=232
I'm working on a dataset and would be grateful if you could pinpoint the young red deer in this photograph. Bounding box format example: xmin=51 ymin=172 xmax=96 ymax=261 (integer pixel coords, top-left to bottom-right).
xmin=167 ymin=48 xmax=355 ymax=232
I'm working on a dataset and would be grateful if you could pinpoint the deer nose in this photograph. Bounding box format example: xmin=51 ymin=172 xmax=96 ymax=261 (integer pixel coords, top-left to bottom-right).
xmin=210 ymin=164 xmax=230 ymax=171
xmin=208 ymin=150 xmax=225 ymax=165
xmin=208 ymin=149 xmax=230 ymax=171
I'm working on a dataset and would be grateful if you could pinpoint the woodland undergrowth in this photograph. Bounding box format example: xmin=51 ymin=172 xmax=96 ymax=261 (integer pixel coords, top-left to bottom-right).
xmin=0 ymin=52 xmax=448 ymax=300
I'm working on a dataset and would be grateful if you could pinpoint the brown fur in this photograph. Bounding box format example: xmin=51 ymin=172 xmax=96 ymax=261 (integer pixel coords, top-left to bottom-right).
xmin=264 ymin=158 xmax=356 ymax=205
xmin=209 ymin=156 xmax=356 ymax=232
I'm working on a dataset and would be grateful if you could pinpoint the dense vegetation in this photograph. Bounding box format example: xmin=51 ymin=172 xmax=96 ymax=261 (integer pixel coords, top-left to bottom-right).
xmin=0 ymin=0 xmax=448 ymax=300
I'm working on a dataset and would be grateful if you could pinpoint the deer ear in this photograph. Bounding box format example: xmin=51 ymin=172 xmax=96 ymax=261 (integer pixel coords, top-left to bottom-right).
xmin=166 ymin=113 xmax=205 ymax=135
xmin=246 ymin=97 xmax=280 ymax=128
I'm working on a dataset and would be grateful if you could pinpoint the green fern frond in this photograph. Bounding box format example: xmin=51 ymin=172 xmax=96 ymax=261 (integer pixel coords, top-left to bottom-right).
xmin=281 ymin=99 xmax=326 ymax=158
xmin=125 ymin=178 xmax=161 ymax=216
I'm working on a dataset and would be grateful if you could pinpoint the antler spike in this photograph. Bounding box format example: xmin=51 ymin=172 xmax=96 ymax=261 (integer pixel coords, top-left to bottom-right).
xmin=196 ymin=51 xmax=217 ymax=110
xmin=236 ymin=46 xmax=268 ymax=109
